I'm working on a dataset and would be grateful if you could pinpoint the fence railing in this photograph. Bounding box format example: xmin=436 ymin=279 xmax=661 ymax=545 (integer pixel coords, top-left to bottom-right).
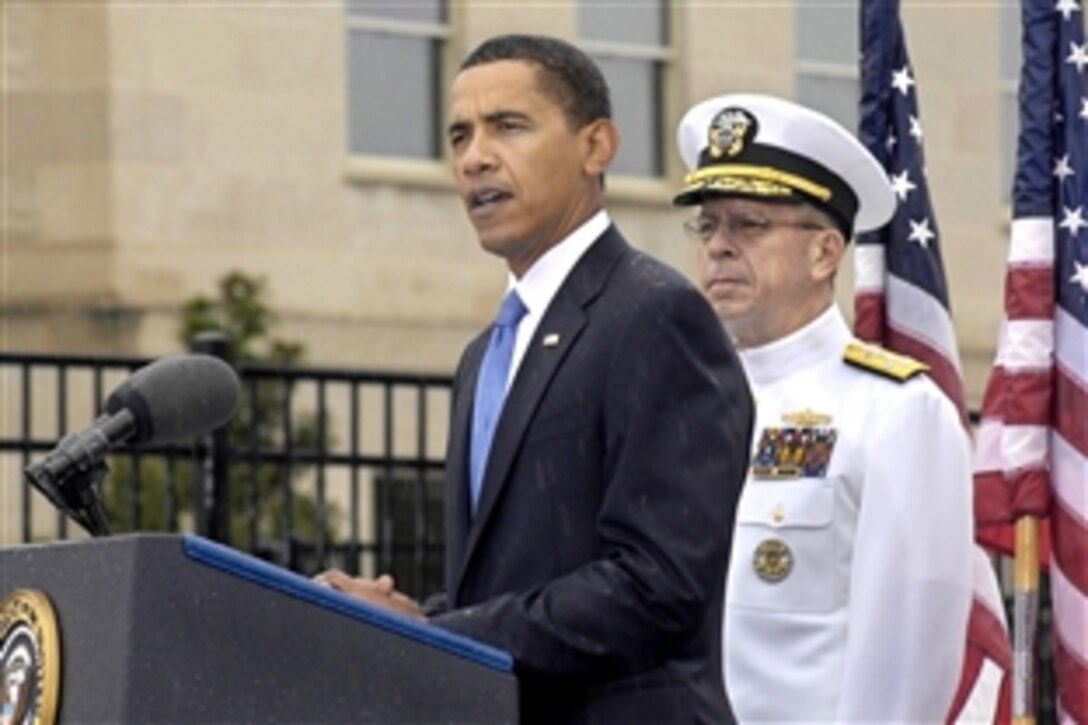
xmin=0 ymin=346 xmax=1058 ymax=720
xmin=0 ymin=342 xmax=453 ymax=601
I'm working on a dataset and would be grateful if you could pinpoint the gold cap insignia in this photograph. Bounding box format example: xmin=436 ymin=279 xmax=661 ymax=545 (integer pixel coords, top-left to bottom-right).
xmin=708 ymin=106 xmax=758 ymax=159
xmin=753 ymin=538 xmax=793 ymax=583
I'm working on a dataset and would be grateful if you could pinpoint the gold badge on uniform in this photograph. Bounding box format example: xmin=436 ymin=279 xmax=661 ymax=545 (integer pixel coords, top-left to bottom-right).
xmin=707 ymin=107 xmax=758 ymax=159
xmin=751 ymin=412 xmax=837 ymax=479
xmin=843 ymin=341 xmax=929 ymax=382
xmin=753 ymin=538 xmax=793 ymax=582
xmin=781 ymin=408 xmax=832 ymax=426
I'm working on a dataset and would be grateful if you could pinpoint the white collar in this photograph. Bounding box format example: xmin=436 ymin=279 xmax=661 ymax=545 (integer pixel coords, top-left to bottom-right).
xmin=738 ymin=306 xmax=851 ymax=387
xmin=508 ymin=209 xmax=610 ymax=317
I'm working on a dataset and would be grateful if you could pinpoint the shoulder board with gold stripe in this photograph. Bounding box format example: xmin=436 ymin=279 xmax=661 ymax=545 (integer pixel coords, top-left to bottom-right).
xmin=843 ymin=341 xmax=929 ymax=382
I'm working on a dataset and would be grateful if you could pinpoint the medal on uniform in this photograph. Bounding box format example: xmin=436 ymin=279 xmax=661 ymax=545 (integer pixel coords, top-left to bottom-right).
xmin=753 ymin=538 xmax=793 ymax=582
xmin=751 ymin=409 xmax=837 ymax=478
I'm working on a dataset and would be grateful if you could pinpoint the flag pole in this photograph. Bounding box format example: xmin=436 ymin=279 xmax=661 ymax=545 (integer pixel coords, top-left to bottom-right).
xmin=1012 ymin=515 xmax=1040 ymax=725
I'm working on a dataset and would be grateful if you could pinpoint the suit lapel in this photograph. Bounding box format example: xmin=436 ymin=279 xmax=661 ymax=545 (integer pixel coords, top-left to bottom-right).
xmin=452 ymin=228 xmax=628 ymax=594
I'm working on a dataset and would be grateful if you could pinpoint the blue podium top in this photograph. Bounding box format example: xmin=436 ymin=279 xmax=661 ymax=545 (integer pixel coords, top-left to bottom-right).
xmin=183 ymin=534 xmax=514 ymax=674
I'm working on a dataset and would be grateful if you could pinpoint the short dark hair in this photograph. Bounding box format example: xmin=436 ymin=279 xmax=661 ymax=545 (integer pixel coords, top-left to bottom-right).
xmin=460 ymin=34 xmax=611 ymax=130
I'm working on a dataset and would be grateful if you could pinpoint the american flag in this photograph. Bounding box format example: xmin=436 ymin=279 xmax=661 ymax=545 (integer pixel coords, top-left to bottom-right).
xmin=854 ymin=1 xmax=1012 ymax=721
xmin=973 ymin=0 xmax=1088 ymax=721
xmin=854 ymin=1 xmax=966 ymax=417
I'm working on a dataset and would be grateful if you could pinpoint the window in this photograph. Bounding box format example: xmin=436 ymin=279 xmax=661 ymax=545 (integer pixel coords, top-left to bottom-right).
xmin=345 ymin=0 xmax=448 ymax=159
xmin=795 ymin=2 xmax=860 ymax=133
xmin=579 ymin=0 xmax=671 ymax=177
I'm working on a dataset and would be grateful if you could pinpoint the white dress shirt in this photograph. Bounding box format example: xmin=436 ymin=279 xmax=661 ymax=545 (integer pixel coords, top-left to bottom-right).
xmin=502 ymin=209 xmax=610 ymax=388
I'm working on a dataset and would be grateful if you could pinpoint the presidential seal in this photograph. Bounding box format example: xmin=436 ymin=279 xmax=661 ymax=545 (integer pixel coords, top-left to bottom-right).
xmin=0 ymin=590 xmax=60 ymax=725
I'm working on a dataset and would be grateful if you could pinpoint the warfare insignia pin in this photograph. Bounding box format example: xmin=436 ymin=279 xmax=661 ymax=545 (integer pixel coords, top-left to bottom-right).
xmin=708 ymin=106 xmax=758 ymax=159
xmin=781 ymin=408 xmax=832 ymax=426
xmin=752 ymin=425 xmax=837 ymax=478
xmin=753 ymin=538 xmax=793 ymax=583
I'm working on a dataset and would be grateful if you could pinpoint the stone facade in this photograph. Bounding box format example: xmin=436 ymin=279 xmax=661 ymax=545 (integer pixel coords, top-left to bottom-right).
xmin=3 ymin=1 xmax=1013 ymax=401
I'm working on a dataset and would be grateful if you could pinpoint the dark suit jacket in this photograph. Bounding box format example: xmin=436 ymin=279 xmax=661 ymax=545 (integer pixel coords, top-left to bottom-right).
xmin=428 ymin=226 xmax=753 ymax=724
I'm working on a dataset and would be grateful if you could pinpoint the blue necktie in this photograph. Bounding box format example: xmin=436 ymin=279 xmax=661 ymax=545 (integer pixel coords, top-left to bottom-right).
xmin=469 ymin=291 xmax=527 ymax=515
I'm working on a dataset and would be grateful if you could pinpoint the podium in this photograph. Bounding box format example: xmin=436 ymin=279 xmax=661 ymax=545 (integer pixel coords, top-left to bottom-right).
xmin=0 ymin=534 xmax=518 ymax=723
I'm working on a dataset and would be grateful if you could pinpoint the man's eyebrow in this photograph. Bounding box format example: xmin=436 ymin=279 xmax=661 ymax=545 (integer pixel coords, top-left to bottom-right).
xmin=447 ymin=110 xmax=532 ymax=138
xmin=483 ymin=110 xmax=531 ymax=125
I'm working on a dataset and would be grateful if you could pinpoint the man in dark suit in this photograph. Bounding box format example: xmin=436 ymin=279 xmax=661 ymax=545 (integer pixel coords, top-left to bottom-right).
xmin=318 ymin=34 xmax=753 ymax=724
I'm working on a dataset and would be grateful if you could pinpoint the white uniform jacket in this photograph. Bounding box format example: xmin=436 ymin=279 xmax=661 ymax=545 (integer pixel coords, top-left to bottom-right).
xmin=724 ymin=306 xmax=973 ymax=722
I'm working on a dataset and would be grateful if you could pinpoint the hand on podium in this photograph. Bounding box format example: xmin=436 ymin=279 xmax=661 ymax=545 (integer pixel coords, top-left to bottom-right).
xmin=313 ymin=571 xmax=425 ymax=622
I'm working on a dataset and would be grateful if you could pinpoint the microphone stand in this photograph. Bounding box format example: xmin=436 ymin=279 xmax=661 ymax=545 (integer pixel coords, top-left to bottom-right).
xmin=66 ymin=462 xmax=112 ymax=537
xmin=24 ymin=462 xmax=112 ymax=537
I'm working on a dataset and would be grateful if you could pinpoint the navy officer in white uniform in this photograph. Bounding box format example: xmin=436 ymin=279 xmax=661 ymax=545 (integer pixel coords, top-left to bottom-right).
xmin=673 ymin=93 xmax=975 ymax=721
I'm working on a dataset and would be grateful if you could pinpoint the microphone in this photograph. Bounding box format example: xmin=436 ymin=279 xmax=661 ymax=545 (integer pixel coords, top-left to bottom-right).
xmin=25 ymin=354 xmax=241 ymax=535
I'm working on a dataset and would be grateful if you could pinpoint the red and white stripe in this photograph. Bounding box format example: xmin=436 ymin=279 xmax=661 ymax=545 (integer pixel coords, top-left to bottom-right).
xmin=855 ymin=244 xmax=1012 ymax=724
xmin=974 ymin=218 xmax=1055 ymax=524
xmin=974 ymin=216 xmax=1088 ymax=723
xmin=1051 ymin=308 xmax=1088 ymax=724
xmin=855 ymin=245 xmax=968 ymax=422
xmin=949 ymin=547 xmax=1014 ymax=724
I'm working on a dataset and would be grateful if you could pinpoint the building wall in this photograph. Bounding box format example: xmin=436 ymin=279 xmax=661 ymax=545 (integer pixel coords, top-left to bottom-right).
xmin=4 ymin=3 xmax=119 ymax=351
xmin=4 ymin=1 xmax=1014 ymax=406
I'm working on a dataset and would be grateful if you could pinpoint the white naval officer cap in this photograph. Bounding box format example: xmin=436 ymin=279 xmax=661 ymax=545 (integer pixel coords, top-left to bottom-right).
xmin=673 ymin=93 xmax=895 ymax=238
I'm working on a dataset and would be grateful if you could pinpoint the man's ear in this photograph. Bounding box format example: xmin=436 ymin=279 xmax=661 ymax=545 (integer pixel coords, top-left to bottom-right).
xmin=810 ymin=228 xmax=846 ymax=282
xmin=580 ymin=118 xmax=620 ymax=177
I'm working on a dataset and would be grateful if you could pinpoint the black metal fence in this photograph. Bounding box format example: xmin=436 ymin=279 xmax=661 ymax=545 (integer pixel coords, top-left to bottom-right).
xmin=0 ymin=346 xmax=1058 ymax=719
xmin=0 ymin=344 xmax=452 ymax=601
